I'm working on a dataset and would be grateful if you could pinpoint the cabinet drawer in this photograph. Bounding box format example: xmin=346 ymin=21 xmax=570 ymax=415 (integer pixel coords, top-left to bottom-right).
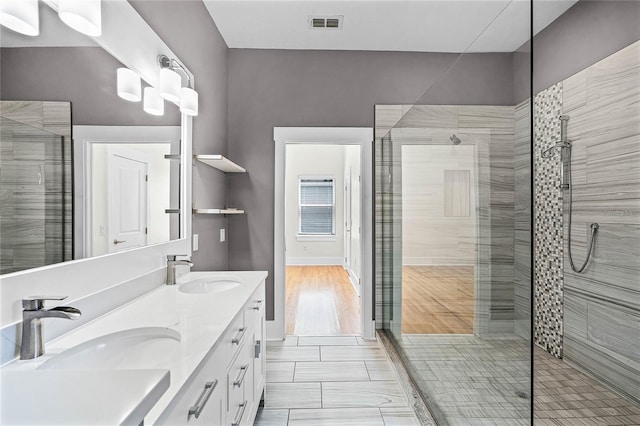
xmin=222 ymin=311 xmax=246 ymax=367
xmin=227 ymin=341 xmax=251 ymax=425
xmin=157 ymin=345 xmax=225 ymax=425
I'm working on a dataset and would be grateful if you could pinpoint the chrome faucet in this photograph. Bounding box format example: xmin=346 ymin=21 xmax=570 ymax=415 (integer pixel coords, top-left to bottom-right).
xmin=166 ymin=255 xmax=193 ymax=285
xmin=20 ymin=296 xmax=81 ymax=360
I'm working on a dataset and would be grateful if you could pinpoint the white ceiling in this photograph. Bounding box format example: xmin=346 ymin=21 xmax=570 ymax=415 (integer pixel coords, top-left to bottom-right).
xmin=203 ymin=0 xmax=577 ymax=53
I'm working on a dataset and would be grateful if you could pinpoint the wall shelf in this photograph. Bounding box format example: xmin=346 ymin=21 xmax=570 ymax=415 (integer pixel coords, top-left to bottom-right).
xmin=194 ymin=155 xmax=246 ymax=173
xmin=192 ymin=208 xmax=245 ymax=215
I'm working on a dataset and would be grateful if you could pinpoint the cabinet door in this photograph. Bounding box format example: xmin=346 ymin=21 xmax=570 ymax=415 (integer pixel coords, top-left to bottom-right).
xmin=199 ymin=380 xmax=224 ymax=426
xmin=252 ymin=296 xmax=265 ymax=402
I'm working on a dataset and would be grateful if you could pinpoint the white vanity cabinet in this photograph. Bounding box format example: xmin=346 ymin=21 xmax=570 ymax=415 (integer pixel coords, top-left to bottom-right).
xmin=156 ymin=338 xmax=226 ymax=425
xmin=156 ymin=279 xmax=266 ymax=426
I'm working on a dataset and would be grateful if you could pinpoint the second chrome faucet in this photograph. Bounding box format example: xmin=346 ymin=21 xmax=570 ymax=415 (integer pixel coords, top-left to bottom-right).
xmin=166 ymin=254 xmax=193 ymax=285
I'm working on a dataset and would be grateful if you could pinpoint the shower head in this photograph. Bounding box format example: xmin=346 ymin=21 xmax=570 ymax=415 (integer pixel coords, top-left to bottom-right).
xmin=450 ymin=134 xmax=461 ymax=145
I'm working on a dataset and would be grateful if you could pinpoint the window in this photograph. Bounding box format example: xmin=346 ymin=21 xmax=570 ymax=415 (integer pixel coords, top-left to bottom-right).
xmin=298 ymin=178 xmax=335 ymax=236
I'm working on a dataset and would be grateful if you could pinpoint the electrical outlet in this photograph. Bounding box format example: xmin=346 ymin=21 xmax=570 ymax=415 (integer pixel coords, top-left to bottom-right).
xmin=220 ymin=228 xmax=226 ymax=242
xmin=193 ymin=234 xmax=199 ymax=251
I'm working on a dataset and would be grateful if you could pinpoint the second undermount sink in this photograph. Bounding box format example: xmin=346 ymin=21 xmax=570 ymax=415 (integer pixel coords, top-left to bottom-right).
xmin=179 ymin=277 xmax=241 ymax=294
xmin=38 ymin=327 xmax=181 ymax=370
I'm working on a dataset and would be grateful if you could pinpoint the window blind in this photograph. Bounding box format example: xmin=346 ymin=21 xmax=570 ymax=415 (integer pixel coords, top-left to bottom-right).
xmin=299 ymin=178 xmax=335 ymax=235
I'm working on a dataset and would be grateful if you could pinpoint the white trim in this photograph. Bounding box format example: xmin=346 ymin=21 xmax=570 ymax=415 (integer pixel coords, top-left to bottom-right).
xmin=348 ymin=269 xmax=360 ymax=296
xmin=273 ymin=127 xmax=374 ymax=340
xmin=286 ymin=257 xmax=344 ymax=266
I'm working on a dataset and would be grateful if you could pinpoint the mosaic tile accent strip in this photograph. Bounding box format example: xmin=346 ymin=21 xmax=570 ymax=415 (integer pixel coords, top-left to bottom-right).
xmin=533 ymin=82 xmax=564 ymax=358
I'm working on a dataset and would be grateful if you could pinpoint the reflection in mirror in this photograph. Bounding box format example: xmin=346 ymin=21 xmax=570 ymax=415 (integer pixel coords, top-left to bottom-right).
xmin=0 ymin=1 xmax=182 ymax=275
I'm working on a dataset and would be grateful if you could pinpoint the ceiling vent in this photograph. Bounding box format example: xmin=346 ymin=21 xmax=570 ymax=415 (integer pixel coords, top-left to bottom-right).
xmin=308 ymin=16 xmax=343 ymax=30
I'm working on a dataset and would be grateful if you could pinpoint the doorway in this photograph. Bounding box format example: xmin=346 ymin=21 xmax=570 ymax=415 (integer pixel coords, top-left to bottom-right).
xmin=284 ymin=144 xmax=362 ymax=335
xmin=273 ymin=127 xmax=374 ymax=340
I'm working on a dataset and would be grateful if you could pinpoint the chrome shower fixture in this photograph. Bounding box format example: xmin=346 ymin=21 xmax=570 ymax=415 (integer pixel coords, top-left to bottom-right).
xmin=450 ymin=134 xmax=461 ymax=145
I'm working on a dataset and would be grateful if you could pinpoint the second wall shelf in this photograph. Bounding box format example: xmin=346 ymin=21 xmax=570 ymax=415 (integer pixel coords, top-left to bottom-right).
xmin=192 ymin=208 xmax=245 ymax=215
xmin=194 ymin=155 xmax=246 ymax=173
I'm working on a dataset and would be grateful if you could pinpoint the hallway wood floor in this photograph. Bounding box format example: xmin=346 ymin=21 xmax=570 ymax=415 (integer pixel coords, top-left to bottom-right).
xmin=402 ymin=265 xmax=474 ymax=334
xmin=286 ymin=266 xmax=360 ymax=336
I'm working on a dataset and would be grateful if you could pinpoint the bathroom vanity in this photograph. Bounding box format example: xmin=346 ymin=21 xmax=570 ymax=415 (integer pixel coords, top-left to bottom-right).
xmin=1 ymin=271 xmax=267 ymax=425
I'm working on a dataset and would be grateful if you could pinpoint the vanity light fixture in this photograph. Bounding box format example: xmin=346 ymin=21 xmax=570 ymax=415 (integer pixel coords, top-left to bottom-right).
xmin=117 ymin=68 xmax=141 ymax=102
xmin=180 ymin=87 xmax=199 ymax=116
xmin=143 ymin=87 xmax=164 ymax=116
xmin=0 ymin=0 xmax=39 ymax=36
xmin=58 ymin=0 xmax=102 ymax=37
xmin=159 ymin=68 xmax=182 ymax=103
xmin=158 ymin=54 xmax=199 ymax=116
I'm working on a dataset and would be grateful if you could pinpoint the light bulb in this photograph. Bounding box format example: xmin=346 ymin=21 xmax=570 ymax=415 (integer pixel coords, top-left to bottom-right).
xmin=180 ymin=87 xmax=199 ymax=116
xmin=117 ymin=68 xmax=141 ymax=102
xmin=159 ymin=68 xmax=181 ymax=103
xmin=59 ymin=0 xmax=102 ymax=37
xmin=0 ymin=0 xmax=39 ymax=36
xmin=143 ymin=87 xmax=164 ymax=116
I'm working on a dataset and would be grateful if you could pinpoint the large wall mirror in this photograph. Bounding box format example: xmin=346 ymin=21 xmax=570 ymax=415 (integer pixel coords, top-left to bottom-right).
xmin=0 ymin=1 xmax=186 ymax=275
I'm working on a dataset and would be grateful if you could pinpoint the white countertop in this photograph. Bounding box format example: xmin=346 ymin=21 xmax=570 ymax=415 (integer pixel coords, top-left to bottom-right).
xmin=2 ymin=270 xmax=268 ymax=425
xmin=0 ymin=369 xmax=170 ymax=425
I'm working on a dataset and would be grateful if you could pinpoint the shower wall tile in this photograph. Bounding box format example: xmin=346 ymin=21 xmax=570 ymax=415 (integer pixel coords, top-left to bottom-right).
xmin=0 ymin=101 xmax=72 ymax=274
xmin=561 ymin=41 xmax=639 ymax=402
xmin=513 ymin=99 xmax=531 ymax=340
xmin=533 ymin=82 xmax=564 ymax=358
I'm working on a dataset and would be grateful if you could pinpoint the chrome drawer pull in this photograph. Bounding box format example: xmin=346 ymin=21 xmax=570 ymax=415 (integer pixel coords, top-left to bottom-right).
xmin=251 ymin=300 xmax=263 ymax=310
xmin=231 ymin=401 xmax=248 ymax=426
xmin=233 ymin=364 xmax=250 ymax=388
xmin=188 ymin=379 xmax=218 ymax=419
xmin=255 ymin=340 xmax=261 ymax=358
xmin=231 ymin=327 xmax=247 ymax=345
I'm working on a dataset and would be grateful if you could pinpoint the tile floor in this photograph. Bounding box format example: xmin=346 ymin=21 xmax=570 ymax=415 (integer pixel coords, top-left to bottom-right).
xmin=392 ymin=334 xmax=640 ymax=425
xmin=255 ymin=335 xmax=420 ymax=426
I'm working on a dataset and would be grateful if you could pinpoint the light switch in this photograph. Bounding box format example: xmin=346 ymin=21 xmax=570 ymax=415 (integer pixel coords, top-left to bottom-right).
xmin=193 ymin=234 xmax=199 ymax=251
xmin=220 ymin=228 xmax=226 ymax=242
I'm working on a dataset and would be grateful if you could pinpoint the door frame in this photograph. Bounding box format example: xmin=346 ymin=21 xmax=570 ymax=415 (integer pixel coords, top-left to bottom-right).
xmin=273 ymin=127 xmax=374 ymax=340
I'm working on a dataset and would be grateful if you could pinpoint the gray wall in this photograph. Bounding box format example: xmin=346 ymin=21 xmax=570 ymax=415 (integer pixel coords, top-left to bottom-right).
xmin=0 ymin=46 xmax=180 ymax=126
xmin=130 ymin=0 xmax=230 ymax=270
xmin=513 ymin=0 xmax=640 ymax=102
xmin=226 ymin=49 xmax=514 ymax=319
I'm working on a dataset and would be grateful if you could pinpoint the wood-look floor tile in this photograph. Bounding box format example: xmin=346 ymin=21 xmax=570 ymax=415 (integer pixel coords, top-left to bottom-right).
xmin=298 ymin=336 xmax=359 ymax=346
xmin=294 ymin=361 xmax=369 ymax=382
xmin=365 ymin=360 xmax=397 ymax=381
xmin=321 ymin=346 xmax=386 ymax=361
xmin=266 ymin=362 xmax=295 ymax=383
xmin=321 ymin=381 xmax=407 ymax=408
xmin=254 ymin=409 xmax=289 ymax=426
xmin=265 ymin=383 xmax=322 ymax=409
xmin=266 ymin=345 xmax=320 ymax=362
xmin=380 ymin=407 xmax=420 ymax=426
xmin=288 ymin=408 xmax=384 ymax=426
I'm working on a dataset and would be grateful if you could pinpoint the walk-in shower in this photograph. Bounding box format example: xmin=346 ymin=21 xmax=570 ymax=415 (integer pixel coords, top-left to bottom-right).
xmin=375 ymin=2 xmax=640 ymax=424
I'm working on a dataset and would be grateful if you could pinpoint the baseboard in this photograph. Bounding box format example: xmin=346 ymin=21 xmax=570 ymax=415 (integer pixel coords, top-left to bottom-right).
xmin=286 ymin=257 xmax=344 ymax=266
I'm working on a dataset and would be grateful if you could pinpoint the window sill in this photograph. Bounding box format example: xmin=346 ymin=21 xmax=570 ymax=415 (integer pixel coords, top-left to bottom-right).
xmin=297 ymin=235 xmax=337 ymax=242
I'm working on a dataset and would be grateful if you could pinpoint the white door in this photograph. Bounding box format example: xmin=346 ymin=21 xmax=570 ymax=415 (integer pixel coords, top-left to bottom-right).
xmin=107 ymin=146 xmax=149 ymax=253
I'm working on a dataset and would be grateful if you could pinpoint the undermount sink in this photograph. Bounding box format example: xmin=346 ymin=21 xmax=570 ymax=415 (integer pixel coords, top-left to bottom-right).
xmin=38 ymin=327 xmax=181 ymax=370
xmin=179 ymin=277 xmax=241 ymax=294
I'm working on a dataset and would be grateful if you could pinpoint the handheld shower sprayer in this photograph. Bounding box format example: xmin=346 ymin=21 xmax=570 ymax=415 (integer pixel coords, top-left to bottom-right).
xmin=548 ymin=115 xmax=599 ymax=273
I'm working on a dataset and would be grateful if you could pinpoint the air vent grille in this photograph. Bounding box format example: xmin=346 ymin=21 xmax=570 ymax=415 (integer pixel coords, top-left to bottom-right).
xmin=308 ymin=16 xmax=343 ymax=30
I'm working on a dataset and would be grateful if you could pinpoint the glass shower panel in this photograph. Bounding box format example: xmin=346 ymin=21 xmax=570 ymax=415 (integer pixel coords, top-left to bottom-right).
xmin=0 ymin=117 xmax=67 ymax=274
xmin=375 ymin=1 xmax=533 ymax=424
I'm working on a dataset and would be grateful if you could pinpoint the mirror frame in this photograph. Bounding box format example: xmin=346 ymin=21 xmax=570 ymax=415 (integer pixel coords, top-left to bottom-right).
xmin=0 ymin=0 xmax=193 ymax=344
